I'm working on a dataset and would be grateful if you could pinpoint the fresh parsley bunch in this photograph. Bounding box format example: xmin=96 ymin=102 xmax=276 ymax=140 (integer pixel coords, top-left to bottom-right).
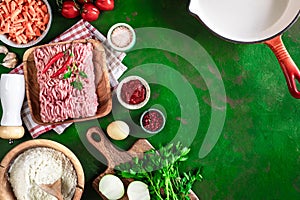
xmin=116 ymin=142 xmax=203 ymax=200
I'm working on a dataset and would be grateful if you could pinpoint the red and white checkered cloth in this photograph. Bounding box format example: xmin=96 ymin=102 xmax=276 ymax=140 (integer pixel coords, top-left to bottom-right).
xmin=10 ymin=20 xmax=127 ymax=138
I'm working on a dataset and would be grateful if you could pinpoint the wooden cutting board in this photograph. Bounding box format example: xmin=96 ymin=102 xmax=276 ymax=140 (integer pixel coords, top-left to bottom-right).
xmin=86 ymin=126 xmax=199 ymax=200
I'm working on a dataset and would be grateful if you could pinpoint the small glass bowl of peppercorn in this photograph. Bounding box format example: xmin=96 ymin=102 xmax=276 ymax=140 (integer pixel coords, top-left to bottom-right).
xmin=116 ymin=75 xmax=150 ymax=110
xmin=140 ymin=108 xmax=166 ymax=134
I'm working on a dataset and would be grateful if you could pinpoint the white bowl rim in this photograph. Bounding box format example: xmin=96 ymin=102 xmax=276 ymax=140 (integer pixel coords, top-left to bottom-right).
xmin=116 ymin=75 xmax=150 ymax=110
xmin=140 ymin=108 xmax=166 ymax=134
xmin=188 ymin=0 xmax=300 ymax=43
xmin=107 ymin=23 xmax=136 ymax=52
xmin=0 ymin=0 xmax=52 ymax=48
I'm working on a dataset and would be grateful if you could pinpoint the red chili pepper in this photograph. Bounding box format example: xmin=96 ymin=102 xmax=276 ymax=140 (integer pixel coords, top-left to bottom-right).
xmin=42 ymin=52 xmax=65 ymax=73
xmin=50 ymin=53 xmax=73 ymax=78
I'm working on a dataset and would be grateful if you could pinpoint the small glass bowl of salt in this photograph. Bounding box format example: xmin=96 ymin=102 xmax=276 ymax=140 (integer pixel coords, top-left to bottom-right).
xmin=107 ymin=23 xmax=136 ymax=52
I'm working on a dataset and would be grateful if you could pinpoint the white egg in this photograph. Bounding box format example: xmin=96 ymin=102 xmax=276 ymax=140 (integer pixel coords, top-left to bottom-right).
xmin=107 ymin=121 xmax=130 ymax=140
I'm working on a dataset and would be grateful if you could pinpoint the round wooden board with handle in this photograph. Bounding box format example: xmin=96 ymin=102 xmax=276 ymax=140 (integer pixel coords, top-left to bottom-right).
xmin=86 ymin=126 xmax=199 ymax=200
xmin=0 ymin=139 xmax=84 ymax=200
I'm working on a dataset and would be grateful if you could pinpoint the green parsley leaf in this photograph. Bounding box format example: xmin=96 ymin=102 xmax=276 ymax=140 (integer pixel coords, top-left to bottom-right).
xmin=79 ymin=71 xmax=88 ymax=78
xmin=70 ymin=80 xmax=83 ymax=90
xmin=63 ymin=70 xmax=72 ymax=79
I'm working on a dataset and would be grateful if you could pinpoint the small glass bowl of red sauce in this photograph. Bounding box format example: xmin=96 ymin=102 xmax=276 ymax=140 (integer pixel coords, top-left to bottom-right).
xmin=140 ymin=108 xmax=166 ymax=134
xmin=116 ymin=76 xmax=150 ymax=110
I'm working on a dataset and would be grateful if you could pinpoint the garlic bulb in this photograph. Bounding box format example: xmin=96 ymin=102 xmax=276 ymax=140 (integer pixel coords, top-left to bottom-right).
xmin=3 ymin=52 xmax=17 ymax=62
xmin=1 ymin=58 xmax=18 ymax=68
xmin=0 ymin=45 xmax=8 ymax=55
xmin=0 ymin=45 xmax=18 ymax=68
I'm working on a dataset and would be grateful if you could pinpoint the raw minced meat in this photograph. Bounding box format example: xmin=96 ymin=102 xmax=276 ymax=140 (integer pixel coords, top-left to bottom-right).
xmin=34 ymin=42 xmax=98 ymax=123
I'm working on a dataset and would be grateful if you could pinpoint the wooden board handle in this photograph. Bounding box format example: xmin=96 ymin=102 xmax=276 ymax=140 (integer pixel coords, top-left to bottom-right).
xmin=86 ymin=126 xmax=133 ymax=168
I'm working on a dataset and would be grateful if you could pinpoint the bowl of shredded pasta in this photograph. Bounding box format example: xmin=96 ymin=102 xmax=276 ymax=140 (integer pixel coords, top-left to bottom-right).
xmin=0 ymin=0 xmax=52 ymax=48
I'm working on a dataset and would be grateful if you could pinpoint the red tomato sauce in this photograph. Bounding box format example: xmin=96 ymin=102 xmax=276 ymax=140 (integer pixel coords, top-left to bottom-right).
xmin=121 ymin=79 xmax=146 ymax=105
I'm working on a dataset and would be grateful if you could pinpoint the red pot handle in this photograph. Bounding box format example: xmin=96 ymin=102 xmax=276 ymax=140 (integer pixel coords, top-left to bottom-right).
xmin=265 ymin=35 xmax=300 ymax=98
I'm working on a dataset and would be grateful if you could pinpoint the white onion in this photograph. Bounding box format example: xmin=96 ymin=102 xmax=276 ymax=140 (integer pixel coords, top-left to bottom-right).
xmin=127 ymin=181 xmax=150 ymax=200
xmin=99 ymin=174 xmax=125 ymax=200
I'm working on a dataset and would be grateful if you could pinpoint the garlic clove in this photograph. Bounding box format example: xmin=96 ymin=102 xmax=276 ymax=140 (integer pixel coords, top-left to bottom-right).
xmin=0 ymin=45 xmax=9 ymax=54
xmin=1 ymin=58 xmax=18 ymax=68
xmin=3 ymin=52 xmax=17 ymax=62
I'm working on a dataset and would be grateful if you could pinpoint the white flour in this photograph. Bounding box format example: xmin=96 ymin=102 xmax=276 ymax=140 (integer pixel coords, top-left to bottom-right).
xmin=8 ymin=147 xmax=77 ymax=200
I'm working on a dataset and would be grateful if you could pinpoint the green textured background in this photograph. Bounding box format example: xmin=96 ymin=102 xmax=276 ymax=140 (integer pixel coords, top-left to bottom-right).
xmin=0 ymin=0 xmax=300 ymax=199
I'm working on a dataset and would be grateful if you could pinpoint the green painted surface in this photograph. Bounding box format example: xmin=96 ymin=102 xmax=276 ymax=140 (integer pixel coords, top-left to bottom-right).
xmin=0 ymin=0 xmax=300 ymax=199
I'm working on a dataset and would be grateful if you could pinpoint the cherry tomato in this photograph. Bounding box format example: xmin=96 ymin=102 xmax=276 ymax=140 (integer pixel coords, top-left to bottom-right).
xmin=77 ymin=0 xmax=92 ymax=4
xmin=81 ymin=3 xmax=100 ymax=22
xmin=95 ymin=0 xmax=114 ymax=11
xmin=61 ymin=1 xmax=80 ymax=19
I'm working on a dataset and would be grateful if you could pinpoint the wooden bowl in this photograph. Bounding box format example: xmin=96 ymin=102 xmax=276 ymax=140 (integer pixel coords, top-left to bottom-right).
xmin=0 ymin=139 xmax=84 ymax=200
xmin=23 ymin=39 xmax=112 ymax=125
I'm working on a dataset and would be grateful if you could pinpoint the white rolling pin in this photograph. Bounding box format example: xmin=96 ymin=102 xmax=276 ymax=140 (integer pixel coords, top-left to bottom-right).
xmin=0 ymin=74 xmax=25 ymax=140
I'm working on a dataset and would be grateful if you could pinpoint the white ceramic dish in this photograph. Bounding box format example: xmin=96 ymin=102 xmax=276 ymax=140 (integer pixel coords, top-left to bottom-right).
xmin=107 ymin=23 xmax=136 ymax=52
xmin=140 ymin=108 xmax=166 ymax=134
xmin=116 ymin=75 xmax=150 ymax=110
xmin=0 ymin=0 xmax=52 ymax=48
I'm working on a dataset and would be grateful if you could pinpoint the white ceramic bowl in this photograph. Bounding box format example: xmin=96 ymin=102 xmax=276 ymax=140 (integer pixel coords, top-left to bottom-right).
xmin=140 ymin=108 xmax=166 ymax=134
xmin=0 ymin=0 xmax=52 ymax=48
xmin=107 ymin=23 xmax=136 ymax=52
xmin=116 ymin=75 xmax=150 ymax=110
